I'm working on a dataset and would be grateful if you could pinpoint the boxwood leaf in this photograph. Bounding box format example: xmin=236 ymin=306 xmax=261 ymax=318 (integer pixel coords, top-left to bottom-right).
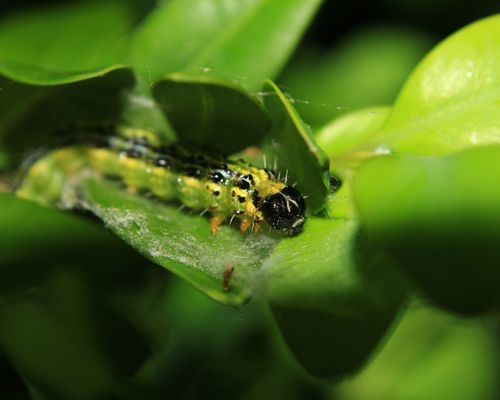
xmin=0 ymin=68 xmax=135 ymax=165
xmin=337 ymin=306 xmax=500 ymax=400
xmin=265 ymin=217 xmax=407 ymax=377
xmin=0 ymin=1 xmax=132 ymax=72
xmin=129 ymin=0 xmax=322 ymax=88
xmin=354 ymin=146 xmax=500 ymax=314
xmin=0 ymin=193 xmax=113 ymax=269
xmin=0 ymin=60 xmax=129 ymax=86
xmin=0 ymin=193 xmax=172 ymax=399
xmin=316 ymin=106 xmax=390 ymax=159
xmin=316 ymin=106 xmax=391 ymax=174
xmin=153 ymin=73 xmax=271 ymax=154
xmin=366 ymin=15 xmax=500 ymax=155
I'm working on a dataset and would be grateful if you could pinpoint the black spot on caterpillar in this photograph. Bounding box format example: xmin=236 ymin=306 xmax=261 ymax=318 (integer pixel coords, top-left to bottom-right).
xmin=16 ymin=129 xmax=307 ymax=236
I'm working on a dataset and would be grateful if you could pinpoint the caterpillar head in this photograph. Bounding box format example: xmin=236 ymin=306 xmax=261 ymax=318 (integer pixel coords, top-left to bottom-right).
xmin=260 ymin=186 xmax=306 ymax=236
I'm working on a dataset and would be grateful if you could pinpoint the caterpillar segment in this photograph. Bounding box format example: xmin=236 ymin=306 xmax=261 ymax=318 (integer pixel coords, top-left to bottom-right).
xmin=16 ymin=133 xmax=307 ymax=236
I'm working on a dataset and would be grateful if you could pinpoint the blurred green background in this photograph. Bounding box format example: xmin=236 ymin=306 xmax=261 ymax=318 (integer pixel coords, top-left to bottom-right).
xmin=1 ymin=0 xmax=499 ymax=399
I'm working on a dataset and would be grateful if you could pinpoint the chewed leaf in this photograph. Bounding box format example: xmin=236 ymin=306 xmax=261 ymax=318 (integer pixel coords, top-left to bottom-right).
xmin=81 ymin=177 xmax=279 ymax=306
xmin=153 ymin=73 xmax=271 ymax=155
xmin=363 ymin=15 xmax=500 ymax=156
xmin=262 ymin=80 xmax=330 ymax=212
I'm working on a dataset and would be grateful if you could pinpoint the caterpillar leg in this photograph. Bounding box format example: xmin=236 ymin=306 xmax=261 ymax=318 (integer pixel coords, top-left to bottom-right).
xmin=210 ymin=215 xmax=225 ymax=235
xmin=126 ymin=186 xmax=140 ymax=195
xmin=253 ymin=221 xmax=262 ymax=235
xmin=240 ymin=217 xmax=251 ymax=234
xmin=222 ymin=264 xmax=234 ymax=291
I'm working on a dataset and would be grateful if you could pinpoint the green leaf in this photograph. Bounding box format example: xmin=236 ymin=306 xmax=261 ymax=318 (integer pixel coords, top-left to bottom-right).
xmin=0 ymin=1 xmax=174 ymax=149
xmin=280 ymin=26 xmax=433 ymax=128
xmin=0 ymin=60 xmax=129 ymax=86
xmin=153 ymin=73 xmax=271 ymax=154
xmin=372 ymin=15 xmax=500 ymax=155
xmin=263 ymin=80 xmax=330 ymax=212
xmin=311 ymin=106 xmax=392 ymax=220
xmin=81 ymin=177 xmax=279 ymax=306
xmin=354 ymin=146 xmax=500 ymax=314
xmin=316 ymin=106 xmax=390 ymax=174
xmin=120 ymin=84 xmax=176 ymax=142
xmin=0 ymin=296 xmax=118 ymax=400
xmin=0 ymin=193 xmax=174 ymax=399
xmin=129 ymin=0 xmax=322 ymax=88
xmin=336 ymin=306 xmax=500 ymax=400
xmin=265 ymin=218 xmax=407 ymax=377
xmin=316 ymin=106 xmax=390 ymax=159
xmin=0 ymin=193 xmax=110 ymax=268
xmin=0 ymin=1 xmax=132 ymax=72
xmin=0 ymin=68 xmax=135 ymax=164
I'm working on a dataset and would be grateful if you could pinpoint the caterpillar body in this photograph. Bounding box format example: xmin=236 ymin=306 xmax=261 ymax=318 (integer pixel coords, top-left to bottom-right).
xmin=16 ymin=129 xmax=306 ymax=236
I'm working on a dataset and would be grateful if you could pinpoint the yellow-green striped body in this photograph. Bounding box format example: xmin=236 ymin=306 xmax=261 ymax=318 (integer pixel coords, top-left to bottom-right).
xmin=16 ymin=133 xmax=307 ymax=235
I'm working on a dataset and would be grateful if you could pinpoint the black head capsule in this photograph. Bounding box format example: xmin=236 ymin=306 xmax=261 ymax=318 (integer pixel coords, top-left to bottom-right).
xmin=260 ymin=186 xmax=306 ymax=236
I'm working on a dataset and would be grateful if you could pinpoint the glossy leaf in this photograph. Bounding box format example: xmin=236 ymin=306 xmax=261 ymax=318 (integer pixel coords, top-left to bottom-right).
xmin=0 ymin=1 xmax=131 ymax=73
xmin=153 ymin=73 xmax=271 ymax=154
xmin=0 ymin=60 xmax=129 ymax=86
xmin=0 ymin=68 xmax=135 ymax=165
xmin=316 ymin=106 xmax=391 ymax=174
xmin=265 ymin=218 xmax=407 ymax=377
xmin=313 ymin=106 xmax=392 ymax=220
xmin=263 ymin=81 xmax=331 ymax=212
xmin=0 ymin=1 xmax=171 ymax=148
xmin=316 ymin=106 xmax=390 ymax=158
xmin=129 ymin=0 xmax=321 ymax=88
xmin=369 ymin=15 xmax=500 ymax=155
xmin=354 ymin=146 xmax=500 ymax=314
xmin=337 ymin=306 xmax=500 ymax=400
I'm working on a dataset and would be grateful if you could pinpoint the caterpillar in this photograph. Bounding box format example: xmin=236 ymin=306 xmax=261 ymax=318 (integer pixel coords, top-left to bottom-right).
xmin=16 ymin=128 xmax=306 ymax=236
